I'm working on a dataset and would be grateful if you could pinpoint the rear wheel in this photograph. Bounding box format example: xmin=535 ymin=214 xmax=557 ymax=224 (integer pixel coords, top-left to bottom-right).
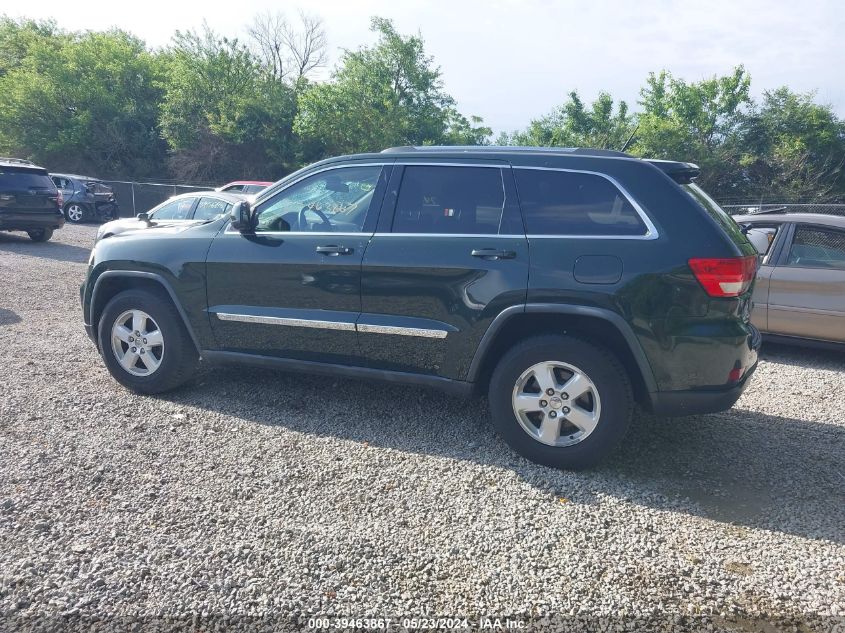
xmin=98 ymin=289 xmax=198 ymax=393
xmin=27 ymin=228 xmax=53 ymax=242
xmin=64 ymin=203 xmax=86 ymax=223
xmin=488 ymin=335 xmax=633 ymax=469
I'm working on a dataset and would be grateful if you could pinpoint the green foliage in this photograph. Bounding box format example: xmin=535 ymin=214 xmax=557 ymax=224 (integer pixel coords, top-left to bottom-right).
xmin=159 ymin=27 xmax=298 ymax=181
xmin=294 ymin=18 xmax=490 ymax=158
xmin=499 ymin=91 xmax=633 ymax=150
xmin=0 ymin=17 xmax=167 ymax=178
xmin=739 ymin=88 xmax=845 ymax=201
xmin=1 ymin=14 xmax=843 ymax=202
xmin=630 ymin=66 xmax=752 ymax=195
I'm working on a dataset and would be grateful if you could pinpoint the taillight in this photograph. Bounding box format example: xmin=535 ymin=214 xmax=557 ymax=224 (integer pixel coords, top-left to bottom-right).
xmin=688 ymin=255 xmax=757 ymax=298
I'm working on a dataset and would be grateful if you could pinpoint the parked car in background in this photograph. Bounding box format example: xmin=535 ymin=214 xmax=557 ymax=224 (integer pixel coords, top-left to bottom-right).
xmin=50 ymin=173 xmax=120 ymax=223
xmin=82 ymin=146 xmax=761 ymax=469
xmin=735 ymin=212 xmax=845 ymax=349
xmin=0 ymin=158 xmax=64 ymax=242
xmin=216 ymin=181 xmax=272 ymax=195
xmin=95 ymin=191 xmax=245 ymax=242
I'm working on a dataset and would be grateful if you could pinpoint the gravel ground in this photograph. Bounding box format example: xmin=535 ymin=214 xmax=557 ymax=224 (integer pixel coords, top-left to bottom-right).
xmin=0 ymin=224 xmax=843 ymax=632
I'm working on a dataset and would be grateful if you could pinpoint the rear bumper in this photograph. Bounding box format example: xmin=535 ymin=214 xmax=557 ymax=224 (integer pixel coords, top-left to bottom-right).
xmin=0 ymin=211 xmax=65 ymax=231
xmin=646 ymin=323 xmax=761 ymax=417
xmin=646 ymin=362 xmax=757 ymax=416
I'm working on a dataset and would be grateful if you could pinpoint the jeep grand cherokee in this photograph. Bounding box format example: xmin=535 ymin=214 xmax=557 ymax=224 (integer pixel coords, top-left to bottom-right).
xmin=81 ymin=147 xmax=761 ymax=468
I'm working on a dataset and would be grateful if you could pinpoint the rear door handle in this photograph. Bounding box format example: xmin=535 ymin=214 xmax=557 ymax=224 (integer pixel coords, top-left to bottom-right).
xmin=471 ymin=248 xmax=516 ymax=260
xmin=316 ymin=245 xmax=354 ymax=256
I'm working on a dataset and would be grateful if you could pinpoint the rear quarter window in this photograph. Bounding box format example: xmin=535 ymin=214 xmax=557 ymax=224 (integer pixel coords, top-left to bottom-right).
xmin=514 ymin=168 xmax=648 ymax=236
xmin=682 ymin=183 xmax=748 ymax=246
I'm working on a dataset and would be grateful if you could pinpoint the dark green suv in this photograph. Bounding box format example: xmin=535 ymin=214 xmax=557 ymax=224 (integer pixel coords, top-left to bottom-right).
xmin=81 ymin=147 xmax=760 ymax=468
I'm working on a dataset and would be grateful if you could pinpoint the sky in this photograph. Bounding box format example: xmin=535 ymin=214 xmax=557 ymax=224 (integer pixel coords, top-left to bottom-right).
xmin=6 ymin=0 xmax=845 ymax=134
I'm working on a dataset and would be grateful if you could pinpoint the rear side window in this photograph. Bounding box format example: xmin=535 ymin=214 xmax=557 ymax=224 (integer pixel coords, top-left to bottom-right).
xmin=514 ymin=169 xmax=647 ymax=236
xmin=193 ymin=197 xmax=231 ymax=220
xmin=152 ymin=197 xmax=195 ymax=220
xmin=0 ymin=168 xmax=55 ymax=190
xmin=393 ymin=166 xmax=505 ymax=235
xmin=787 ymin=226 xmax=845 ymax=270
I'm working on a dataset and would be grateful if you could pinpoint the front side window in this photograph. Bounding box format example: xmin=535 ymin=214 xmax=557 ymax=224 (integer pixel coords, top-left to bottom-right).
xmin=515 ymin=169 xmax=647 ymax=236
xmin=193 ymin=197 xmax=231 ymax=221
xmin=745 ymin=225 xmax=779 ymax=258
xmin=787 ymin=226 xmax=845 ymax=270
xmin=152 ymin=197 xmax=195 ymax=220
xmin=392 ymin=166 xmax=505 ymax=235
xmin=253 ymin=166 xmax=381 ymax=233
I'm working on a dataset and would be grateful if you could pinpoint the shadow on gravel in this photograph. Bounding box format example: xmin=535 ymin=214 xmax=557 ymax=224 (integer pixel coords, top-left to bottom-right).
xmin=0 ymin=308 xmax=21 ymax=325
xmin=0 ymin=231 xmax=91 ymax=263
xmin=159 ymin=350 xmax=845 ymax=546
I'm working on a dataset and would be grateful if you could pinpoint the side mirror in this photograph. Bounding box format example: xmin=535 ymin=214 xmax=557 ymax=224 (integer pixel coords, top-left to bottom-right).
xmin=229 ymin=200 xmax=254 ymax=232
xmin=136 ymin=212 xmax=151 ymax=224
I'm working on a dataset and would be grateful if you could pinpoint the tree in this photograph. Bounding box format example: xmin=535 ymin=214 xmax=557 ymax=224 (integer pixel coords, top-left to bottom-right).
xmin=247 ymin=10 xmax=327 ymax=83
xmin=159 ymin=26 xmax=298 ymax=181
xmin=498 ymin=91 xmax=633 ymax=149
xmin=294 ymin=17 xmax=490 ymax=158
xmin=0 ymin=19 xmax=168 ymax=178
xmin=630 ymin=66 xmax=752 ymax=197
xmin=739 ymin=88 xmax=845 ymax=202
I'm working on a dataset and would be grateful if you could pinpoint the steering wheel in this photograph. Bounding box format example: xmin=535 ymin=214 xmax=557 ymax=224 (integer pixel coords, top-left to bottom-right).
xmin=298 ymin=205 xmax=332 ymax=231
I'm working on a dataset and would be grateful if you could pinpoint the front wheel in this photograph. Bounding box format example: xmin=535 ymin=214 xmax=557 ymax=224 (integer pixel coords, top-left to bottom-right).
xmin=488 ymin=335 xmax=633 ymax=469
xmin=98 ymin=289 xmax=198 ymax=393
xmin=27 ymin=228 xmax=53 ymax=242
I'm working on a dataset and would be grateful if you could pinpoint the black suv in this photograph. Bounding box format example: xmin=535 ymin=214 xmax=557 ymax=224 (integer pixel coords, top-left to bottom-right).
xmin=81 ymin=147 xmax=760 ymax=468
xmin=0 ymin=158 xmax=64 ymax=241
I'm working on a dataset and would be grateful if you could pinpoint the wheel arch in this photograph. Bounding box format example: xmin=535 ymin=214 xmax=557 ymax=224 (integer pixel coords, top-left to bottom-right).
xmin=90 ymin=271 xmax=202 ymax=354
xmin=468 ymin=304 xmax=657 ymax=405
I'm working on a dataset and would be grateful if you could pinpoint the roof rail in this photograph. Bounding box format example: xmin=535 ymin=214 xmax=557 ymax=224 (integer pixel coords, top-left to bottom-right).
xmin=380 ymin=145 xmax=631 ymax=157
xmin=0 ymin=157 xmax=35 ymax=166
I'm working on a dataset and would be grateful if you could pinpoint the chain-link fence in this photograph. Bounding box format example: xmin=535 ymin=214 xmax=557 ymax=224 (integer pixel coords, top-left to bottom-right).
xmin=101 ymin=180 xmax=215 ymax=217
xmin=722 ymin=203 xmax=845 ymax=217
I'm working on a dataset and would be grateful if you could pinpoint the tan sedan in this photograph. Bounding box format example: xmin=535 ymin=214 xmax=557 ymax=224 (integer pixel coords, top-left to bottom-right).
xmin=733 ymin=213 xmax=845 ymax=349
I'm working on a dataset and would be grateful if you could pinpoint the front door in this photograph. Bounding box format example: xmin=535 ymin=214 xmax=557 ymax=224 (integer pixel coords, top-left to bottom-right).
xmin=205 ymin=163 xmax=391 ymax=364
xmin=359 ymin=162 xmax=529 ymax=380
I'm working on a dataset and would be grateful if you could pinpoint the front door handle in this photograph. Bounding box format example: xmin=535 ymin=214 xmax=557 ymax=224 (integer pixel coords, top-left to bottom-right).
xmin=471 ymin=248 xmax=516 ymax=260
xmin=316 ymin=245 xmax=354 ymax=256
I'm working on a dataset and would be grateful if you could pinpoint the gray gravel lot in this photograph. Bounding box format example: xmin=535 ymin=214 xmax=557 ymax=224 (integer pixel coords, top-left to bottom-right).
xmin=0 ymin=224 xmax=843 ymax=632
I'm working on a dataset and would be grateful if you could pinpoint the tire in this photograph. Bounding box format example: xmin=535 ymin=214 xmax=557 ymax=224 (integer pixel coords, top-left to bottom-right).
xmin=97 ymin=288 xmax=198 ymax=394
xmin=27 ymin=228 xmax=53 ymax=242
xmin=64 ymin=203 xmax=87 ymax=223
xmin=488 ymin=335 xmax=633 ymax=469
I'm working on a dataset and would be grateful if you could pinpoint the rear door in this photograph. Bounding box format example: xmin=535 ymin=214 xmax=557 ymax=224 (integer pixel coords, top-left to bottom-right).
xmin=358 ymin=161 xmax=528 ymax=380
xmin=767 ymin=223 xmax=845 ymax=343
xmin=0 ymin=167 xmax=59 ymax=214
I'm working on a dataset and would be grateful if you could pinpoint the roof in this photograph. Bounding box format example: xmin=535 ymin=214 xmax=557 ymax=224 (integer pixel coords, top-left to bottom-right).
xmin=733 ymin=213 xmax=845 ymax=230
xmin=222 ymin=180 xmax=273 ymax=186
xmin=50 ymin=173 xmax=102 ymax=181
xmin=0 ymin=157 xmax=45 ymax=171
xmin=168 ymin=190 xmax=247 ymax=204
xmin=380 ymin=145 xmax=631 ymax=158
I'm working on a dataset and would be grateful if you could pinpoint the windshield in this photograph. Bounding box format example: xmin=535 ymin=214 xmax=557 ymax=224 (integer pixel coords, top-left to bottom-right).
xmin=681 ymin=183 xmax=748 ymax=246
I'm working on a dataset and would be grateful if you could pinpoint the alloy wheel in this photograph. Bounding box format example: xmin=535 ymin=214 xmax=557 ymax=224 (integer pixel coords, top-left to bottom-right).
xmin=66 ymin=204 xmax=84 ymax=222
xmin=511 ymin=360 xmax=601 ymax=447
xmin=110 ymin=309 xmax=164 ymax=376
